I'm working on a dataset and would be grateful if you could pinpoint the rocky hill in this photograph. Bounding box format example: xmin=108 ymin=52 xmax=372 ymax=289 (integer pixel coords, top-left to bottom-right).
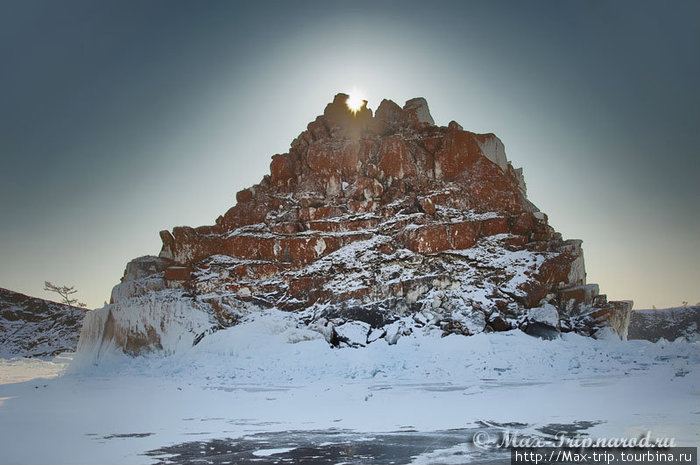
xmin=0 ymin=287 xmax=87 ymax=358
xmin=628 ymin=306 xmax=700 ymax=342
xmin=77 ymin=94 xmax=633 ymax=360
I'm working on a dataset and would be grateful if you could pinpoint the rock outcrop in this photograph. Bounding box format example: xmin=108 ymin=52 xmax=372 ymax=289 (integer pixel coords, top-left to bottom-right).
xmin=78 ymin=93 xmax=633 ymax=359
xmin=0 ymin=287 xmax=87 ymax=357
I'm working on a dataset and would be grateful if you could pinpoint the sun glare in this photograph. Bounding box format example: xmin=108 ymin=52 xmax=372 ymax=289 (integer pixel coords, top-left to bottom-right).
xmin=346 ymin=89 xmax=366 ymax=113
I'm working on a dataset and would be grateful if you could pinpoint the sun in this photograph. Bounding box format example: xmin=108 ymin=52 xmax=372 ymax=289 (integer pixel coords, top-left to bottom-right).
xmin=346 ymin=89 xmax=366 ymax=114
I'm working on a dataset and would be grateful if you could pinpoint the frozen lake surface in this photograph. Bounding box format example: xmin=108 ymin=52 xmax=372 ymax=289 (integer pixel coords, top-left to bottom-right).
xmin=0 ymin=315 xmax=698 ymax=464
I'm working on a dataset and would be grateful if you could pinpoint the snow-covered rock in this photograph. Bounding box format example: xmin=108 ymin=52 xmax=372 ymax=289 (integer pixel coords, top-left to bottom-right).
xmin=628 ymin=306 xmax=700 ymax=342
xmin=0 ymin=287 xmax=87 ymax=358
xmin=75 ymin=292 xmax=219 ymax=364
xmin=122 ymin=255 xmax=171 ymax=282
xmin=528 ymin=303 xmax=559 ymax=327
xmin=592 ymin=326 xmax=623 ymax=341
xmin=524 ymin=303 xmax=561 ymax=339
xmin=384 ymin=319 xmax=412 ymax=345
xmin=75 ymin=93 xmax=633 ymax=361
xmin=334 ymin=320 xmax=371 ymax=347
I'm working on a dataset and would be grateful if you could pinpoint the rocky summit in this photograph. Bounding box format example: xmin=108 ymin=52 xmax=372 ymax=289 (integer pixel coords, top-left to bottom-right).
xmin=78 ymin=93 xmax=633 ymax=359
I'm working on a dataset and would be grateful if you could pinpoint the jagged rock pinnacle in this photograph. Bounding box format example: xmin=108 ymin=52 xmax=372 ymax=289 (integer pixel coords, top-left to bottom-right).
xmin=77 ymin=93 xmax=633 ymax=359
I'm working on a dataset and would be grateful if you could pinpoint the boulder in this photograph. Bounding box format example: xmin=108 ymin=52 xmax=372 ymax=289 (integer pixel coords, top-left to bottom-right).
xmin=528 ymin=303 xmax=559 ymax=327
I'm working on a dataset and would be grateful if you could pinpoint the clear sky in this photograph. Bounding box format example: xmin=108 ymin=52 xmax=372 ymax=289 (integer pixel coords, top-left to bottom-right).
xmin=1 ymin=0 xmax=698 ymax=309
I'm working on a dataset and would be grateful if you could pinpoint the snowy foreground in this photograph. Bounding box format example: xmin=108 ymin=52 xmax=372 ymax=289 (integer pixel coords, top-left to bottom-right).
xmin=0 ymin=310 xmax=698 ymax=465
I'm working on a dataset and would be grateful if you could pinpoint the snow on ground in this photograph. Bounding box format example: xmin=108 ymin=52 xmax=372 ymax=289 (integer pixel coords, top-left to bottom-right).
xmin=0 ymin=353 xmax=72 ymax=385
xmin=0 ymin=309 xmax=698 ymax=464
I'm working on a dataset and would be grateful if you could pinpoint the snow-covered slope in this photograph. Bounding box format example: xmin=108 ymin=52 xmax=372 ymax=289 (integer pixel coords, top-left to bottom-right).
xmin=628 ymin=306 xmax=700 ymax=342
xmin=72 ymin=308 xmax=700 ymax=384
xmin=0 ymin=287 xmax=86 ymax=358
xmin=1 ymin=313 xmax=697 ymax=464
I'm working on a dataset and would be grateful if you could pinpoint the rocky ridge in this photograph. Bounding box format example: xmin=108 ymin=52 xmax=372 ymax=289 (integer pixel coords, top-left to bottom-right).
xmin=78 ymin=94 xmax=633 ymax=358
xmin=628 ymin=306 xmax=700 ymax=342
xmin=0 ymin=287 xmax=87 ymax=357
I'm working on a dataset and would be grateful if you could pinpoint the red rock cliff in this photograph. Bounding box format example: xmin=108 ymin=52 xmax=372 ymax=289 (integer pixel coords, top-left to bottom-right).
xmin=80 ymin=93 xmax=632 ymax=357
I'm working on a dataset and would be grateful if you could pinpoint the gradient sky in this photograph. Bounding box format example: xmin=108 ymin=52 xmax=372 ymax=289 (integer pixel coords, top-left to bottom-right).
xmin=1 ymin=0 xmax=698 ymax=309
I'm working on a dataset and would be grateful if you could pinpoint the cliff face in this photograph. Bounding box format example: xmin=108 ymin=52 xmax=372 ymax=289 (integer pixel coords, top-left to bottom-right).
xmin=0 ymin=287 xmax=86 ymax=357
xmin=78 ymin=94 xmax=632 ymax=360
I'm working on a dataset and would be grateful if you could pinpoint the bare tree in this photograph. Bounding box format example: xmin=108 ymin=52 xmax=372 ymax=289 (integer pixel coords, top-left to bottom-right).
xmin=44 ymin=281 xmax=86 ymax=307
